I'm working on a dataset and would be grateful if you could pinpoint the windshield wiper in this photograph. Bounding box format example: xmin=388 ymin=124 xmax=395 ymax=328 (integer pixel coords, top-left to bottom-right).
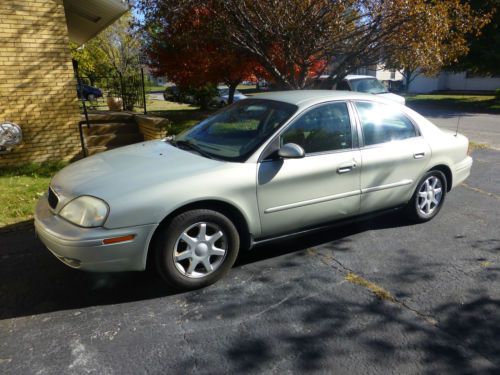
xmin=174 ymin=140 xmax=215 ymax=159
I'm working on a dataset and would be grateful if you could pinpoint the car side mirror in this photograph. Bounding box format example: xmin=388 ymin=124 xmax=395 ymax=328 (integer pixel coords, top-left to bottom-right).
xmin=278 ymin=143 xmax=305 ymax=159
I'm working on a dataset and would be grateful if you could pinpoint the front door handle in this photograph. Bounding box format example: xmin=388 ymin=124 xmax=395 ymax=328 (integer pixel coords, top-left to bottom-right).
xmin=337 ymin=163 xmax=356 ymax=174
xmin=414 ymin=152 xmax=425 ymax=159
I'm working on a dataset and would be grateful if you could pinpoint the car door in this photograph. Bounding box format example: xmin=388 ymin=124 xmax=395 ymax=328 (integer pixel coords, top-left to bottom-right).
xmin=256 ymin=101 xmax=361 ymax=237
xmin=354 ymin=101 xmax=431 ymax=214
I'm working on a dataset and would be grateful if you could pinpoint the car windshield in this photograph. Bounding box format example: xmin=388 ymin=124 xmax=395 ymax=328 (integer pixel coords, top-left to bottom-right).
xmin=349 ymin=78 xmax=388 ymax=94
xmin=174 ymin=99 xmax=297 ymax=161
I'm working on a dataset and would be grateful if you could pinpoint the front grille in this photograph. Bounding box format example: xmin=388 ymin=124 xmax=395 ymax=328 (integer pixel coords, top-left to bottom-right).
xmin=48 ymin=187 xmax=59 ymax=209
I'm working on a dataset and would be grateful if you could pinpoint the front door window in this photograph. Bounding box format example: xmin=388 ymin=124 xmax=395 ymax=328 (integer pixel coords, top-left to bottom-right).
xmin=281 ymin=102 xmax=352 ymax=154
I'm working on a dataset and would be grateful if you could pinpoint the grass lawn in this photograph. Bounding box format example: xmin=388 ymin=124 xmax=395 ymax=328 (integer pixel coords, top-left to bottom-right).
xmin=0 ymin=162 xmax=66 ymax=228
xmin=406 ymin=94 xmax=500 ymax=113
xmin=146 ymin=85 xmax=166 ymax=93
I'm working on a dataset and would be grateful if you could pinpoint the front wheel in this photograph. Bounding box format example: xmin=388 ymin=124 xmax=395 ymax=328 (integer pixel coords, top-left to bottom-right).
xmin=155 ymin=209 xmax=240 ymax=290
xmin=405 ymin=170 xmax=447 ymax=223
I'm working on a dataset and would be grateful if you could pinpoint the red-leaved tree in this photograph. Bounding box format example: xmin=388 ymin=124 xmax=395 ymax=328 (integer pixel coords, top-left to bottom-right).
xmin=139 ymin=0 xmax=490 ymax=90
xmin=143 ymin=4 xmax=257 ymax=103
xmin=138 ymin=1 xmax=328 ymax=95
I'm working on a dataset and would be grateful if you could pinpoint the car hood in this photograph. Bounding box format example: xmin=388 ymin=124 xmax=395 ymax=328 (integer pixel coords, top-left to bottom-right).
xmin=51 ymin=140 xmax=225 ymax=207
xmin=377 ymin=92 xmax=406 ymax=105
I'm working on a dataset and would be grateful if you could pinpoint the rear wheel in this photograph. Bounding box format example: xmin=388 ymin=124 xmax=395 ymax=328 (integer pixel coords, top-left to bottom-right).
xmin=155 ymin=209 xmax=240 ymax=290
xmin=406 ymin=170 xmax=447 ymax=223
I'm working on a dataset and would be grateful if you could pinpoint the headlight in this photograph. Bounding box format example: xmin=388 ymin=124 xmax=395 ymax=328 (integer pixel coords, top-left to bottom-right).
xmin=59 ymin=196 xmax=109 ymax=227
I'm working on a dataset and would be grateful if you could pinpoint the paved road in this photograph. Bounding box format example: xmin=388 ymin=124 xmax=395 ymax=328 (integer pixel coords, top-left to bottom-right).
xmin=1 ymin=148 xmax=499 ymax=374
xmin=409 ymin=105 xmax=500 ymax=150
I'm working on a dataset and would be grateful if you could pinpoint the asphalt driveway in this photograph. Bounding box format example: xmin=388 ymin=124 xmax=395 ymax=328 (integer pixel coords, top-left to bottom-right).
xmin=1 ymin=157 xmax=499 ymax=373
xmin=409 ymin=105 xmax=500 ymax=150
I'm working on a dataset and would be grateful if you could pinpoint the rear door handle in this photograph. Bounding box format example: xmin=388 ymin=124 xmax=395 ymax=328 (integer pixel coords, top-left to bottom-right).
xmin=414 ymin=152 xmax=425 ymax=159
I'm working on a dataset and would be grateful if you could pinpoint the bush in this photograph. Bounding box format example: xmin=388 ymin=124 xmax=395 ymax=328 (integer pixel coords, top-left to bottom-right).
xmin=191 ymin=84 xmax=219 ymax=109
xmin=169 ymin=84 xmax=218 ymax=109
xmin=495 ymin=88 xmax=500 ymax=101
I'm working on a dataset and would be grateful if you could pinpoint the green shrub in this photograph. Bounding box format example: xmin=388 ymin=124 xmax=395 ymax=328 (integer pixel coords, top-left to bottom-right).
xmin=191 ymin=84 xmax=219 ymax=109
xmin=495 ymin=88 xmax=500 ymax=101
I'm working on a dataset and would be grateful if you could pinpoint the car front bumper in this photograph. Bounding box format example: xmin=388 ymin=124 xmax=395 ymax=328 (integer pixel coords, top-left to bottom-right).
xmin=34 ymin=195 xmax=157 ymax=272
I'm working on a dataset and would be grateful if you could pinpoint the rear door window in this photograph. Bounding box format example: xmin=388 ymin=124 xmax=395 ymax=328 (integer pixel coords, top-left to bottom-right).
xmin=355 ymin=101 xmax=417 ymax=146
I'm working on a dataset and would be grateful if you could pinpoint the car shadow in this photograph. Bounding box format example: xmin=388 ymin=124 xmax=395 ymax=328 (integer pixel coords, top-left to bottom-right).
xmin=0 ymin=212 xmax=409 ymax=320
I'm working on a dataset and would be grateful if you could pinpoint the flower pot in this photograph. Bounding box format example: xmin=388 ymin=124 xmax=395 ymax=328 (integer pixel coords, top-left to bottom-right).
xmin=107 ymin=97 xmax=123 ymax=111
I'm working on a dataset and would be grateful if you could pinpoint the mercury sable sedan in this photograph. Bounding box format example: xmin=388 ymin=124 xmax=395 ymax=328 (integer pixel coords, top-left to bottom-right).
xmin=35 ymin=91 xmax=472 ymax=290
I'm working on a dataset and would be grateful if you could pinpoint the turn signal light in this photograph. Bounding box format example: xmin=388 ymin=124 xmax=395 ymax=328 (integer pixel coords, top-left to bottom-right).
xmin=102 ymin=235 xmax=135 ymax=245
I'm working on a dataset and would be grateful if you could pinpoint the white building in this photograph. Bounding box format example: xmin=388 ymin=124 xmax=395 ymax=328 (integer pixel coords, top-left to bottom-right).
xmin=408 ymin=72 xmax=500 ymax=93
xmin=354 ymin=65 xmax=404 ymax=82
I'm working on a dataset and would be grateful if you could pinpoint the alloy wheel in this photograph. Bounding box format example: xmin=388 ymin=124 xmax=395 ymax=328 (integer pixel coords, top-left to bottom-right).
xmin=417 ymin=176 xmax=443 ymax=216
xmin=172 ymin=222 xmax=228 ymax=278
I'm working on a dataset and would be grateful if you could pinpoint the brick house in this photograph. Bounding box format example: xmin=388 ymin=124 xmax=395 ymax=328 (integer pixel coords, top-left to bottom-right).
xmin=0 ymin=0 xmax=128 ymax=167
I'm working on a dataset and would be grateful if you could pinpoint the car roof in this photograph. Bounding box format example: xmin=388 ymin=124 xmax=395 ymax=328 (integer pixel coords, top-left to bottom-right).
xmin=251 ymin=90 xmax=391 ymax=107
xmin=317 ymin=74 xmax=377 ymax=81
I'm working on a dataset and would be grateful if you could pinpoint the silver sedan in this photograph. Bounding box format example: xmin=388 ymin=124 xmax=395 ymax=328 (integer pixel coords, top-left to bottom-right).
xmin=35 ymin=91 xmax=472 ymax=290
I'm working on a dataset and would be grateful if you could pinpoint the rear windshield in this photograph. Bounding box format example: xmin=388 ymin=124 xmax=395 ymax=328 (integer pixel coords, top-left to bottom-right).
xmin=349 ymin=78 xmax=388 ymax=94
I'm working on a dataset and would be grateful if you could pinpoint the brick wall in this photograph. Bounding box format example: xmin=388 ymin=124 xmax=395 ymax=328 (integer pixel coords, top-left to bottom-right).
xmin=135 ymin=115 xmax=170 ymax=141
xmin=0 ymin=0 xmax=82 ymax=167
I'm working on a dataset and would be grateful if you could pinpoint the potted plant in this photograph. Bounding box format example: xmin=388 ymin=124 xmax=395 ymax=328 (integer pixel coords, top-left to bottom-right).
xmin=106 ymin=79 xmax=123 ymax=111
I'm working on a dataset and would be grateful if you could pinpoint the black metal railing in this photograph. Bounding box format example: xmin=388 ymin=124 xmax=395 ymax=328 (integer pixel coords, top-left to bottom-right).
xmin=74 ymin=66 xmax=147 ymax=157
xmin=76 ymin=69 xmax=147 ymax=114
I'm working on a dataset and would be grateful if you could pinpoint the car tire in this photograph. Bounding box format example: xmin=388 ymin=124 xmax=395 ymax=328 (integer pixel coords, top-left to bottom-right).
xmin=405 ymin=170 xmax=447 ymax=223
xmin=155 ymin=209 xmax=240 ymax=290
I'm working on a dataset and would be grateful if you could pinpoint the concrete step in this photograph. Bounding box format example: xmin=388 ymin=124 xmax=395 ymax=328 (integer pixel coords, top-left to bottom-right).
xmin=85 ymin=133 xmax=144 ymax=148
xmin=83 ymin=111 xmax=136 ymax=124
xmin=82 ymin=122 xmax=139 ymax=136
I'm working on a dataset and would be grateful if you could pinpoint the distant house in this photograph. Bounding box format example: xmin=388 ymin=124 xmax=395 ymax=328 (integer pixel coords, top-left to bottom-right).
xmin=143 ymin=67 xmax=168 ymax=87
xmin=345 ymin=65 xmax=500 ymax=94
xmin=0 ymin=0 xmax=128 ymax=167
xmin=325 ymin=58 xmax=500 ymax=94
xmin=408 ymin=72 xmax=500 ymax=94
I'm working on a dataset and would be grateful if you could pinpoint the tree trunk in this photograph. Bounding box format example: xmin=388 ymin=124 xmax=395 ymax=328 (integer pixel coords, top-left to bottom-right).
xmin=227 ymin=81 xmax=239 ymax=104
xmin=404 ymin=69 xmax=413 ymax=93
xmin=403 ymin=68 xmax=421 ymax=93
